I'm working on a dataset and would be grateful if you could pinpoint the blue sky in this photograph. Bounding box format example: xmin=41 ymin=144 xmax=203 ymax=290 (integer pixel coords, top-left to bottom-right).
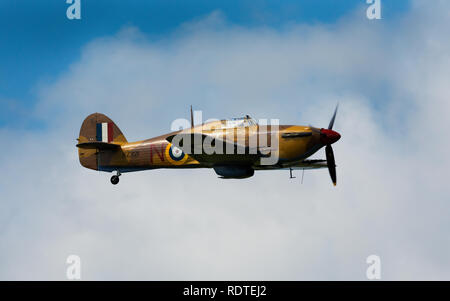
xmin=0 ymin=0 xmax=410 ymax=128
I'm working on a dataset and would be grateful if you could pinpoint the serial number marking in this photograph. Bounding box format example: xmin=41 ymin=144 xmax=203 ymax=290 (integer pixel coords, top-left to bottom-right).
xmin=126 ymin=151 xmax=139 ymax=158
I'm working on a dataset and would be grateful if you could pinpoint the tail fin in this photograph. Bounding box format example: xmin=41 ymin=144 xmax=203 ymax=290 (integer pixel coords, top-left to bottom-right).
xmin=77 ymin=113 xmax=127 ymax=170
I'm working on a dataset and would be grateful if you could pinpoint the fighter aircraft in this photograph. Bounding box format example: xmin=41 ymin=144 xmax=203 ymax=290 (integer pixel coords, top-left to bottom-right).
xmin=76 ymin=106 xmax=341 ymax=185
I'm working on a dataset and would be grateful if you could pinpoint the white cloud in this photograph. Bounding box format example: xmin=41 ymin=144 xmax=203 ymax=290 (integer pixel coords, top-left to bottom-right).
xmin=1 ymin=0 xmax=450 ymax=280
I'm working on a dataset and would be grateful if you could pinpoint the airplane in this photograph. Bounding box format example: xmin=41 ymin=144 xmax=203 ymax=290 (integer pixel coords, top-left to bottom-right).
xmin=76 ymin=106 xmax=341 ymax=185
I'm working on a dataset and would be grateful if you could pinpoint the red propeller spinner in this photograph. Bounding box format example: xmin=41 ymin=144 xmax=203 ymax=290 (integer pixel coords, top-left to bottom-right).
xmin=320 ymin=128 xmax=341 ymax=145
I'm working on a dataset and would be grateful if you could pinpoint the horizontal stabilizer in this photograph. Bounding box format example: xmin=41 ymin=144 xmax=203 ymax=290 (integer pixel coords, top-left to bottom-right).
xmin=76 ymin=141 xmax=121 ymax=150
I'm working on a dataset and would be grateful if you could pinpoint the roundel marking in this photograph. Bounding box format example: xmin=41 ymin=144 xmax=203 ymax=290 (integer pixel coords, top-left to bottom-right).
xmin=165 ymin=144 xmax=188 ymax=165
xmin=169 ymin=145 xmax=184 ymax=161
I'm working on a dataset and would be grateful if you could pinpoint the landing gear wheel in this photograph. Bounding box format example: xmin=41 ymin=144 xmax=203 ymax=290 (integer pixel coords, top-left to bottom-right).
xmin=110 ymin=175 xmax=120 ymax=185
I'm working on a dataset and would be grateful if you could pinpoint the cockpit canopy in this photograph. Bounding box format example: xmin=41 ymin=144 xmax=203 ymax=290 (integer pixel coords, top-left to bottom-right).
xmin=201 ymin=115 xmax=258 ymax=131
xmin=222 ymin=115 xmax=258 ymax=128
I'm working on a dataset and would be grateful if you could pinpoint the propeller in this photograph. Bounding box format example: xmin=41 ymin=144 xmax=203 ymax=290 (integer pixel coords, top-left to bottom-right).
xmin=316 ymin=104 xmax=340 ymax=186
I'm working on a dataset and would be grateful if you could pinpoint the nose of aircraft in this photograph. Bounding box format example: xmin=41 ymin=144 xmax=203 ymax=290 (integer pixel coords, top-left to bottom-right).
xmin=320 ymin=128 xmax=341 ymax=145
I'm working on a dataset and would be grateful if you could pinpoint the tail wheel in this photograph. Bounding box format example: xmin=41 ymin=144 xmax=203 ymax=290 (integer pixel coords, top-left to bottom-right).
xmin=110 ymin=175 xmax=120 ymax=185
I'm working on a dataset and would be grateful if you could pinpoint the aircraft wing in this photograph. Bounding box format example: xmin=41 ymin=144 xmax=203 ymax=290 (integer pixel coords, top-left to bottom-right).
xmin=253 ymin=159 xmax=328 ymax=170
xmin=287 ymin=159 xmax=328 ymax=170
xmin=166 ymin=133 xmax=262 ymax=166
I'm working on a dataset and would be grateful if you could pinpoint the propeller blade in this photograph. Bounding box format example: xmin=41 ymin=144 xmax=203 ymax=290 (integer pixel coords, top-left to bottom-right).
xmin=325 ymin=144 xmax=337 ymax=186
xmin=328 ymin=104 xmax=339 ymax=130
